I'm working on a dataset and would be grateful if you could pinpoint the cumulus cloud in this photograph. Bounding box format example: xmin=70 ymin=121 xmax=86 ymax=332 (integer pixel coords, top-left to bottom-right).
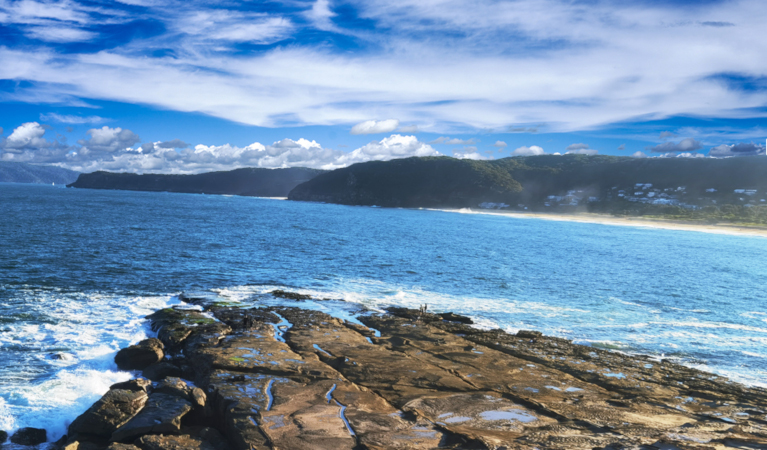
xmin=337 ymin=134 xmax=439 ymax=166
xmin=77 ymin=126 xmax=141 ymax=153
xmin=647 ymin=138 xmax=702 ymax=153
xmin=511 ymin=145 xmax=544 ymax=156
xmin=2 ymin=122 xmax=52 ymax=151
xmin=493 ymin=140 xmax=507 ymax=148
xmin=631 ymin=151 xmax=647 ymax=158
xmin=566 ymin=143 xmax=589 ymax=151
xmin=709 ymin=142 xmax=766 ymax=157
xmin=429 ymin=137 xmax=477 ymax=145
xmin=350 ymin=119 xmax=400 ymax=135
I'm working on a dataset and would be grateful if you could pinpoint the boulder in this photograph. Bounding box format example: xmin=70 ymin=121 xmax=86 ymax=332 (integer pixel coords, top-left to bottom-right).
xmin=10 ymin=427 xmax=47 ymax=445
xmin=439 ymin=312 xmax=473 ymax=324
xmin=111 ymin=393 xmax=192 ymax=442
xmin=516 ymin=329 xmax=543 ymax=339
xmin=0 ymin=430 xmax=6 ymax=444
xmin=110 ymin=378 xmax=152 ymax=392
xmin=141 ymin=361 xmax=182 ymax=381
xmin=114 ymin=338 xmax=164 ymax=371
xmin=153 ymin=377 xmax=191 ymax=399
xmin=69 ymin=389 xmax=149 ymax=437
xmin=136 ymin=434 xmax=217 ymax=450
xmin=270 ymin=289 xmax=312 ymax=300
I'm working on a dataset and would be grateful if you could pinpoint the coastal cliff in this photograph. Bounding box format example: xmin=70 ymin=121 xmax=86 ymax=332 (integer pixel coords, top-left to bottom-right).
xmin=49 ymin=293 xmax=767 ymax=450
xmin=68 ymin=168 xmax=325 ymax=198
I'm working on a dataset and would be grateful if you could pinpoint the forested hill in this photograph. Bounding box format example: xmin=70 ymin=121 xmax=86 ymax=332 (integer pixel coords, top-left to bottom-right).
xmin=288 ymin=157 xmax=523 ymax=208
xmin=0 ymin=162 xmax=80 ymax=184
xmin=68 ymin=167 xmax=325 ymax=197
xmin=288 ymin=155 xmax=767 ymax=219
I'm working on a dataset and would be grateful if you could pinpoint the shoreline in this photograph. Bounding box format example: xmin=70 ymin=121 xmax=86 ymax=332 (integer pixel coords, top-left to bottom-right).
xmin=34 ymin=294 xmax=767 ymax=450
xmin=434 ymin=208 xmax=767 ymax=238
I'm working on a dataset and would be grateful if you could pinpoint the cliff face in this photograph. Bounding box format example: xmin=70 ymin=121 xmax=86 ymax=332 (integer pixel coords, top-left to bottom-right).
xmin=68 ymin=167 xmax=325 ymax=197
xmin=0 ymin=162 xmax=79 ymax=184
xmin=288 ymin=157 xmax=522 ymax=207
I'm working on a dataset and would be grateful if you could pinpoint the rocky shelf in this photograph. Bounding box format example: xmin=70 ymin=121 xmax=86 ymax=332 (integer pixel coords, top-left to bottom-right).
xmin=43 ymin=295 xmax=767 ymax=450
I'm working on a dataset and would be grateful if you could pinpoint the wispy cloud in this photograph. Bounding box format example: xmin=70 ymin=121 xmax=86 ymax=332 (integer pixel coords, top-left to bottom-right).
xmin=40 ymin=113 xmax=108 ymax=124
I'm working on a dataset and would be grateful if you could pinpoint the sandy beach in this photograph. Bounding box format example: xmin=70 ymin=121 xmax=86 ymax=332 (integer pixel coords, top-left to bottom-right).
xmin=434 ymin=208 xmax=767 ymax=238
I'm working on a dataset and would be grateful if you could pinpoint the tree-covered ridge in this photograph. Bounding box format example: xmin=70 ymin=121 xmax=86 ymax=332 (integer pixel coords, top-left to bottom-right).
xmin=288 ymin=155 xmax=767 ymax=224
xmin=68 ymin=167 xmax=325 ymax=198
xmin=288 ymin=156 xmax=522 ymax=207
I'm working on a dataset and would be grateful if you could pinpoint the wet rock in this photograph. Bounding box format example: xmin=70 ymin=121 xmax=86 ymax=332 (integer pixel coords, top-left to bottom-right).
xmin=10 ymin=427 xmax=47 ymax=445
xmin=114 ymin=338 xmax=164 ymax=371
xmin=146 ymin=308 xmax=216 ymax=349
xmin=153 ymin=377 xmax=192 ymax=399
xmin=439 ymin=312 xmax=474 ymax=324
xmin=110 ymin=378 xmax=152 ymax=392
xmin=141 ymin=361 xmax=182 ymax=381
xmin=69 ymin=389 xmax=148 ymax=437
xmin=270 ymin=289 xmax=312 ymax=300
xmin=135 ymin=434 xmax=217 ymax=450
xmin=516 ymin=330 xmax=543 ymax=339
xmin=64 ymin=442 xmax=106 ymax=450
xmin=106 ymin=443 xmax=140 ymax=450
xmin=111 ymin=393 xmax=192 ymax=442
xmin=0 ymin=430 xmax=6 ymax=444
xmin=211 ymin=308 xmax=278 ymax=331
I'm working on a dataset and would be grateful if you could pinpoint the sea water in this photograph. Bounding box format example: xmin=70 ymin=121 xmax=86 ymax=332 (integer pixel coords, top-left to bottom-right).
xmin=1 ymin=182 xmax=766 ymax=442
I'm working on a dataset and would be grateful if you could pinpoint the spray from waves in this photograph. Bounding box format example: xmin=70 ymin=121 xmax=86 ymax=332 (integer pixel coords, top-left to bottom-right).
xmin=0 ymin=288 xmax=179 ymax=441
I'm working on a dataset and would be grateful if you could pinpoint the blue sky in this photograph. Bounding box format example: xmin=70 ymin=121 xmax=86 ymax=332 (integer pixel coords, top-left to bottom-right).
xmin=0 ymin=0 xmax=765 ymax=173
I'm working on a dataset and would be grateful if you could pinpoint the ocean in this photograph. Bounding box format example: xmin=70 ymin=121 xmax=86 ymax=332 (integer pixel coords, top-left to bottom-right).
xmin=1 ymin=182 xmax=766 ymax=443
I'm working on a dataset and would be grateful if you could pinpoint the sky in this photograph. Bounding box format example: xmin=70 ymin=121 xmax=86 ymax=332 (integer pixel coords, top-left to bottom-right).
xmin=0 ymin=0 xmax=766 ymax=173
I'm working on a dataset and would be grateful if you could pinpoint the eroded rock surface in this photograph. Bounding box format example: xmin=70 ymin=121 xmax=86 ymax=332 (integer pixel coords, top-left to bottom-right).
xmin=64 ymin=302 xmax=767 ymax=450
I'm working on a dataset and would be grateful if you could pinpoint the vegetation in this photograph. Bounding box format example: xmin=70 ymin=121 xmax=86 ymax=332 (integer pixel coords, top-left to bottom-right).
xmin=288 ymin=155 xmax=767 ymax=225
xmin=68 ymin=167 xmax=325 ymax=197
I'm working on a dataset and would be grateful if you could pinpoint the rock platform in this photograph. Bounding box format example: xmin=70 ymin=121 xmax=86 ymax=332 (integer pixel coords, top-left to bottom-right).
xmin=58 ymin=298 xmax=767 ymax=450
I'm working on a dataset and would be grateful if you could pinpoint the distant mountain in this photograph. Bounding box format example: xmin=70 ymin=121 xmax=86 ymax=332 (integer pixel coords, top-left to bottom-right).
xmin=0 ymin=162 xmax=80 ymax=185
xmin=288 ymin=157 xmax=522 ymax=207
xmin=288 ymin=155 xmax=767 ymax=222
xmin=68 ymin=167 xmax=326 ymax=197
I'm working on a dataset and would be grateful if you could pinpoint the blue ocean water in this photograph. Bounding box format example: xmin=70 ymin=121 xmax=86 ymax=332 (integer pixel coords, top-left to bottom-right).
xmin=1 ymin=182 xmax=767 ymax=441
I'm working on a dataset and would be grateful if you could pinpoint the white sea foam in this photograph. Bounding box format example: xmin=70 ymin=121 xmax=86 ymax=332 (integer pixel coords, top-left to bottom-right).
xmin=0 ymin=290 xmax=178 ymax=441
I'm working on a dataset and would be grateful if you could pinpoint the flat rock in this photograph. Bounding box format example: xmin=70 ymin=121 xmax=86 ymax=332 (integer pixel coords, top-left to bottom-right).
xmin=10 ymin=427 xmax=47 ymax=445
xmin=105 ymin=444 xmax=140 ymax=450
xmin=153 ymin=377 xmax=192 ymax=399
xmin=114 ymin=338 xmax=164 ymax=371
xmin=136 ymin=434 xmax=217 ymax=450
xmin=69 ymin=389 xmax=149 ymax=437
xmin=111 ymin=393 xmax=192 ymax=442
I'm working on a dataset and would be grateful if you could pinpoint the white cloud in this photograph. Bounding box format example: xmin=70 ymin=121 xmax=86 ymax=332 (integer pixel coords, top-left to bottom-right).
xmin=3 ymin=0 xmax=767 ymax=134
xmin=511 ymin=145 xmax=544 ymax=156
xmin=647 ymin=138 xmax=702 ymax=153
xmin=40 ymin=113 xmax=108 ymax=124
xmin=452 ymin=146 xmax=489 ymax=160
xmin=350 ymin=119 xmax=400 ymax=135
xmin=25 ymin=26 xmax=97 ymax=42
xmin=429 ymin=136 xmax=477 ymax=145
xmin=77 ymin=126 xmax=141 ymax=153
xmin=397 ymin=125 xmax=419 ymax=133
xmin=3 ymin=122 xmax=52 ymax=151
xmin=565 ymin=143 xmax=598 ymax=155
xmin=631 ymin=151 xmax=647 ymax=158
xmin=709 ymin=142 xmax=766 ymax=157
xmin=617 ymin=144 xmax=626 ymax=150
xmin=337 ymin=134 xmax=439 ymax=166
xmin=493 ymin=140 xmax=507 ymax=148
